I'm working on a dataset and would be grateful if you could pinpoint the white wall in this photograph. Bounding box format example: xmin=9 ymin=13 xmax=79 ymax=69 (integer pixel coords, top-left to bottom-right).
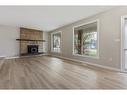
xmin=0 ymin=25 xmax=20 ymax=57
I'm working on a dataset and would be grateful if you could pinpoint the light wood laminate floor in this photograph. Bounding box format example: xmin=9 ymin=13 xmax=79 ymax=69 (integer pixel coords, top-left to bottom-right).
xmin=0 ymin=55 xmax=127 ymax=89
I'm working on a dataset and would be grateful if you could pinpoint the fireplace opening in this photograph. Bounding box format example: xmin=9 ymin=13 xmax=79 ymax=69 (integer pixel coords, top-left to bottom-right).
xmin=28 ymin=45 xmax=38 ymax=54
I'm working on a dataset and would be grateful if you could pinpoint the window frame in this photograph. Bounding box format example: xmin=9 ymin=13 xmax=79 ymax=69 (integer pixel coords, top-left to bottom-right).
xmin=72 ymin=19 xmax=99 ymax=59
xmin=51 ymin=31 xmax=62 ymax=53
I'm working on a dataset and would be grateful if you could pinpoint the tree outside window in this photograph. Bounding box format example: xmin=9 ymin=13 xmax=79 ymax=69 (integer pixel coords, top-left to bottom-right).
xmin=52 ymin=32 xmax=61 ymax=53
xmin=74 ymin=21 xmax=98 ymax=57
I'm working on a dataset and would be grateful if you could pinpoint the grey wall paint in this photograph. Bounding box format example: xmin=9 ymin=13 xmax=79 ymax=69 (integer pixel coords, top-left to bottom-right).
xmin=49 ymin=7 xmax=127 ymax=69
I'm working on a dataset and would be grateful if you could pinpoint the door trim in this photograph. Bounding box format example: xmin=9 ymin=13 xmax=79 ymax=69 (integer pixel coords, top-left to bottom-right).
xmin=121 ymin=15 xmax=127 ymax=72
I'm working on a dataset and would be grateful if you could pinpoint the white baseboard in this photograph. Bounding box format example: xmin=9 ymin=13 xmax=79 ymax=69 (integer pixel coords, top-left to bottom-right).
xmin=5 ymin=54 xmax=50 ymax=59
xmin=5 ymin=56 xmax=20 ymax=59
xmin=4 ymin=54 xmax=120 ymax=72
xmin=50 ymin=54 xmax=120 ymax=72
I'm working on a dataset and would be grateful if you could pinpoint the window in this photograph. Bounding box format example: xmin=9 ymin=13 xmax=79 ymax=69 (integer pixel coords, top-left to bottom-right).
xmin=51 ymin=32 xmax=61 ymax=53
xmin=73 ymin=21 xmax=99 ymax=58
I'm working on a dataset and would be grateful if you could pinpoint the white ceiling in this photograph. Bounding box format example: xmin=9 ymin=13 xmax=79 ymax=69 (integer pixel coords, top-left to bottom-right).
xmin=0 ymin=6 xmax=114 ymax=32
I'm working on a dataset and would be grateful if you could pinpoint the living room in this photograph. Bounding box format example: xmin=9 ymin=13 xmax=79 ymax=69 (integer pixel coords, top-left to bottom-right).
xmin=0 ymin=5 xmax=127 ymax=91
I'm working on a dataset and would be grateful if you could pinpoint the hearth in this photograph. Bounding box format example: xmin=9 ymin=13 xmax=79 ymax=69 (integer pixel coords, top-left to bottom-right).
xmin=28 ymin=45 xmax=38 ymax=54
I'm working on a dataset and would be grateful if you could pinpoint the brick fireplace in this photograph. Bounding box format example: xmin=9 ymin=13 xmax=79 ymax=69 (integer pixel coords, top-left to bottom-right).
xmin=16 ymin=27 xmax=45 ymax=56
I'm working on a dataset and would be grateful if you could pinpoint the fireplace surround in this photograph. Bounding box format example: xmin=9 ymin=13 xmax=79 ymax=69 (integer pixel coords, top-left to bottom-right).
xmin=16 ymin=27 xmax=45 ymax=56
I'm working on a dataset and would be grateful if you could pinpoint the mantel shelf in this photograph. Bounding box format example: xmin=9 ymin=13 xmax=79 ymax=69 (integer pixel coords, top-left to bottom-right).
xmin=16 ymin=39 xmax=46 ymax=42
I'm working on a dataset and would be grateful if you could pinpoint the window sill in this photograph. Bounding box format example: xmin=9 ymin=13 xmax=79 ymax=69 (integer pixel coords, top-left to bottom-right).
xmin=73 ymin=54 xmax=99 ymax=59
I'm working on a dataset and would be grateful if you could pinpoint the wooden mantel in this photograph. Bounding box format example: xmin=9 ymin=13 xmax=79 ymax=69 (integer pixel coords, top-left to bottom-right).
xmin=16 ymin=39 xmax=46 ymax=42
